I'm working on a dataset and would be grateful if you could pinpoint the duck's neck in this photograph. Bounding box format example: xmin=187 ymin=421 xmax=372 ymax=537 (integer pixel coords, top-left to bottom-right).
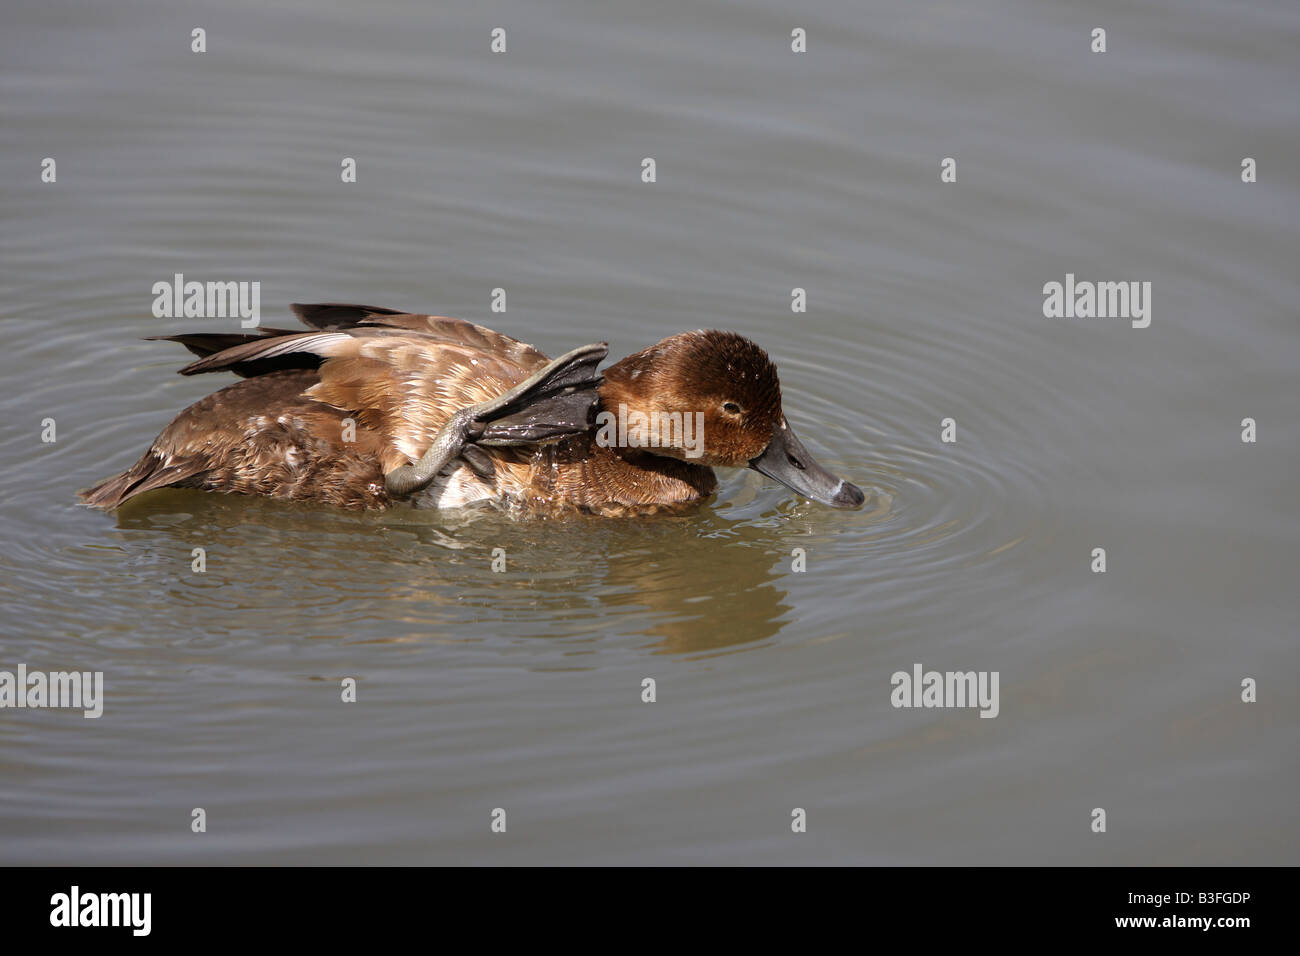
xmin=588 ymin=377 xmax=713 ymax=493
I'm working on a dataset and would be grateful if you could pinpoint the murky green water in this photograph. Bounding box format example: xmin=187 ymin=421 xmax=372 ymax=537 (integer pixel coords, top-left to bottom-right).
xmin=1 ymin=0 xmax=1297 ymax=864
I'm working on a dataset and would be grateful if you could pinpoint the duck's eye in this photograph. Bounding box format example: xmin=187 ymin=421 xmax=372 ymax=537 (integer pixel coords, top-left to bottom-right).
xmin=722 ymin=402 xmax=742 ymax=415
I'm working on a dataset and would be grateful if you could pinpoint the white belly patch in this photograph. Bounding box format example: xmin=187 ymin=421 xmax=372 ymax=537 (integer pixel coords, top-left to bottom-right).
xmin=409 ymin=464 xmax=496 ymax=510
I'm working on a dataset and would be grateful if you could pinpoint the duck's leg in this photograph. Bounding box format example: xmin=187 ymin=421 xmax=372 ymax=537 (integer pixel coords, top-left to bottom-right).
xmin=384 ymin=406 xmax=479 ymax=497
xmin=384 ymin=342 xmax=608 ymax=498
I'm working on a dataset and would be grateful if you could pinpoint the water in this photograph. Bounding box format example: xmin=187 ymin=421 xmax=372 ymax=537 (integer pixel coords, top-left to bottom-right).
xmin=1 ymin=0 xmax=1297 ymax=864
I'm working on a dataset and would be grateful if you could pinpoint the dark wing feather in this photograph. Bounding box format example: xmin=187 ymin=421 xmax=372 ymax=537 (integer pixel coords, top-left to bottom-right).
xmin=175 ymin=331 xmax=354 ymax=376
xmin=146 ymin=328 xmax=309 ymax=377
xmin=290 ymin=303 xmax=407 ymax=329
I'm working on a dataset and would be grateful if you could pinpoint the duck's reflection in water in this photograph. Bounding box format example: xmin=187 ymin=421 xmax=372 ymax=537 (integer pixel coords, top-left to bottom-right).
xmin=108 ymin=490 xmax=791 ymax=657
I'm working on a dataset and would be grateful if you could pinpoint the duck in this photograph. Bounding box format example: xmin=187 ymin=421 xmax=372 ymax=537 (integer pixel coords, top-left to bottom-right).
xmin=81 ymin=303 xmax=865 ymax=516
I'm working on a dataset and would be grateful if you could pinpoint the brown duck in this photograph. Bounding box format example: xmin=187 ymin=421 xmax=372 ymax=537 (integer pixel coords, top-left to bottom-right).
xmin=82 ymin=303 xmax=865 ymax=516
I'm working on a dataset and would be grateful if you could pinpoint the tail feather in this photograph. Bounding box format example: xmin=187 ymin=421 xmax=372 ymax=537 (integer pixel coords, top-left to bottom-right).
xmin=80 ymin=451 xmax=207 ymax=510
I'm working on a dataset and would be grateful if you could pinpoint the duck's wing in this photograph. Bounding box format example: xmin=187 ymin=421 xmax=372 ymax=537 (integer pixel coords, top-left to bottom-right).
xmin=382 ymin=341 xmax=609 ymax=497
xmin=304 ymin=331 xmax=606 ymax=477
xmin=292 ymin=303 xmax=550 ymax=371
xmin=160 ymin=304 xmax=553 ymax=378
xmin=155 ymin=305 xmax=606 ymax=478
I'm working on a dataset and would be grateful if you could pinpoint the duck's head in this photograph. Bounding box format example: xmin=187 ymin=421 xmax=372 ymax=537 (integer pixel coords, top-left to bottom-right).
xmin=598 ymin=330 xmax=865 ymax=509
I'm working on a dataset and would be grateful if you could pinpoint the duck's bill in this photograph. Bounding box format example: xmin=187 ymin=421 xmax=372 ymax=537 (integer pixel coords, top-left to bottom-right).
xmin=749 ymin=419 xmax=865 ymax=510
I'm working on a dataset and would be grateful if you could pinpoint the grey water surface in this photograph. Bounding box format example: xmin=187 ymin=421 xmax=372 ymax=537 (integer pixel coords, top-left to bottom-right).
xmin=1 ymin=0 xmax=1297 ymax=864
